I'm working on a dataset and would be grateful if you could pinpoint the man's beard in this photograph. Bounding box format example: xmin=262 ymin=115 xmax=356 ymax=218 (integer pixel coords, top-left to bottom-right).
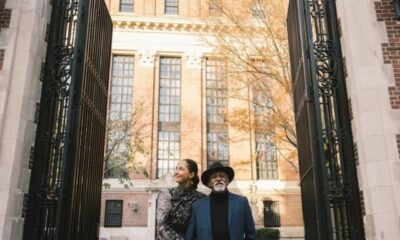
xmin=212 ymin=181 xmax=226 ymax=192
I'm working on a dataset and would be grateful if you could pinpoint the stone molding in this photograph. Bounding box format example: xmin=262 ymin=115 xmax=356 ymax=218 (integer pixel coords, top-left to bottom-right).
xmin=111 ymin=16 xmax=233 ymax=33
xmin=114 ymin=20 xmax=211 ymax=32
xmin=185 ymin=51 xmax=202 ymax=69
xmin=138 ymin=50 xmax=156 ymax=67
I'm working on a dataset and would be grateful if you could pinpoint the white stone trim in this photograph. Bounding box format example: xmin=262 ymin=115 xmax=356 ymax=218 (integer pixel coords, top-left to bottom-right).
xmin=138 ymin=50 xmax=156 ymax=67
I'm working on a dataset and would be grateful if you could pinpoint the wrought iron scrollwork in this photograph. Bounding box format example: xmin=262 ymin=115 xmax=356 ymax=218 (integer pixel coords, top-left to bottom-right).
xmin=304 ymin=0 xmax=365 ymax=239
xmin=310 ymin=0 xmax=351 ymax=228
xmin=23 ymin=0 xmax=80 ymax=239
xmin=289 ymin=0 xmax=365 ymax=238
xmin=64 ymin=1 xmax=79 ymax=22
xmin=328 ymin=182 xmax=351 ymax=204
xmin=314 ymin=39 xmax=338 ymax=96
xmin=23 ymin=0 xmax=113 ymax=239
xmin=50 ymin=45 xmax=73 ymax=96
xmin=309 ymin=0 xmax=327 ymax=18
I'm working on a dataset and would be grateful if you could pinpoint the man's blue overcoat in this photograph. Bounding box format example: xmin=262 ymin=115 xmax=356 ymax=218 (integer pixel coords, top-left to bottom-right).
xmin=185 ymin=192 xmax=256 ymax=240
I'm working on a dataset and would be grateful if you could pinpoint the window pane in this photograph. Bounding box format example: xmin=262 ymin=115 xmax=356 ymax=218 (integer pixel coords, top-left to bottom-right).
xmin=165 ymin=0 xmax=178 ymax=14
xmin=109 ymin=55 xmax=134 ymax=121
xmin=252 ymin=3 xmax=265 ymax=19
xmin=256 ymin=133 xmax=278 ymax=179
xmin=105 ymin=55 xmax=134 ymax=178
xmin=158 ymin=57 xmax=181 ymax=123
xmin=157 ymin=131 xmax=180 ymax=177
xmin=207 ymin=132 xmax=228 ymax=166
xmin=206 ymin=60 xmax=227 ymax=124
xmin=120 ymin=0 xmax=133 ymax=12
xmin=104 ymin=200 xmax=123 ymax=227
xmin=263 ymin=201 xmax=280 ymax=227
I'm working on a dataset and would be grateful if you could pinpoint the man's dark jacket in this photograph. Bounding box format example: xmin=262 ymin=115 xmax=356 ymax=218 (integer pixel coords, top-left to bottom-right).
xmin=185 ymin=192 xmax=256 ymax=240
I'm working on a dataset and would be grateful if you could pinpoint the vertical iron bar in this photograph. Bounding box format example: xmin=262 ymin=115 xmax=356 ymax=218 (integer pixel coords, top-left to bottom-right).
xmin=23 ymin=0 xmax=75 ymax=238
xmin=303 ymin=0 xmax=333 ymax=238
xmin=288 ymin=0 xmax=365 ymax=239
xmin=325 ymin=0 xmax=365 ymax=238
xmin=23 ymin=0 xmax=112 ymax=239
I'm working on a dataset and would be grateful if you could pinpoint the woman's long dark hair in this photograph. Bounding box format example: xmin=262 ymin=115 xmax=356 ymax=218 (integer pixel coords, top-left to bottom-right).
xmin=183 ymin=159 xmax=200 ymax=189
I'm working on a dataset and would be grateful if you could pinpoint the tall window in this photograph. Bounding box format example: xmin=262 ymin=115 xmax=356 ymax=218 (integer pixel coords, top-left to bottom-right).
xmin=207 ymin=132 xmax=229 ymax=166
xmin=251 ymin=60 xmax=277 ymax=179
xmin=109 ymin=55 xmax=134 ymax=121
xmin=263 ymin=201 xmax=280 ymax=227
xmin=255 ymin=133 xmax=278 ymax=179
xmin=206 ymin=59 xmax=229 ymax=166
xmin=165 ymin=0 xmax=178 ymax=14
xmin=157 ymin=57 xmax=181 ymax=177
xmin=120 ymin=0 xmax=133 ymax=13
xmin=159 ymin=57 xmax=180 ymax=122
xmin=104 ymin=200 xmax=123 ymax=227
xmin=157 ymin=132 xmax=180 ymax=177
xmin=253 ymin=89 xmax=272 ymax=116
xmin=206 ymin=60 xmax=227 ymax=124
xmin=105 ymin=55 xmax=134 ymax=178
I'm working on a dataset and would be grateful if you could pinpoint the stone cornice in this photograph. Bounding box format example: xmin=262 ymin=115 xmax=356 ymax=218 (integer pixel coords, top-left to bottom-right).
xmin=111 ymin=15 xmax=220 ymax=33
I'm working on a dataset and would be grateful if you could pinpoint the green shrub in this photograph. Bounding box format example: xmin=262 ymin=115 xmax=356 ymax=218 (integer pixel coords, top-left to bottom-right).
xmin=256 ymin=228 xmax=280 ymax=240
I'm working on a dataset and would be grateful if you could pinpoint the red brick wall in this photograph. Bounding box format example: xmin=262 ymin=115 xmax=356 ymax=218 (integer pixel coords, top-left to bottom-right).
xmin=376 ymin=0 xmax=400 ymax=109
xmin=262 ymin=194 xmax=303 ymax=227
xmin=101 ymin=192 xmax=148 ymax=227
xmin=375 ymin=1 xmax=400 ymax=158
xmin=0 ymin=0 xmax=11 ymax=70
xmin=0 ymin=0 xmax=11 ymax=28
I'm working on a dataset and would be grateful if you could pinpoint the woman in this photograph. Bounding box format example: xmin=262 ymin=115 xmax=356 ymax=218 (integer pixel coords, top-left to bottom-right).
xmin=156 ymin=159 xmax=205 ymax=240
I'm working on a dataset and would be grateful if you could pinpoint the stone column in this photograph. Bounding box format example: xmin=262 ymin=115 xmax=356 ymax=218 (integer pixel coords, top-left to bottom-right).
xmin=180 ymin=51 xmax=203 ymax=166
xmin=146 ymin=190 xmax=159 ymax=240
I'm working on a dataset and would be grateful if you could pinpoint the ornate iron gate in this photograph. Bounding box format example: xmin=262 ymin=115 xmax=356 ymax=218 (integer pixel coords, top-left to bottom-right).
xmin=287 ymin=0 xmax=365 ymax=239
xmin=23 ymin=0 xmax=112 ymax=239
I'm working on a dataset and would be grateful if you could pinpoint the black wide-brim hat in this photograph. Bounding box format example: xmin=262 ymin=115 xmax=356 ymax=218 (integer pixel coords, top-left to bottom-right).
xmin=201 ymin=161 xmax=235 ymax=187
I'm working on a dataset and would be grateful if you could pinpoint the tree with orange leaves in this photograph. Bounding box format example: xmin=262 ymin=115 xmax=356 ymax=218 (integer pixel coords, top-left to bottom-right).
xmin=203 ymin=0 xmax=297 ymax=172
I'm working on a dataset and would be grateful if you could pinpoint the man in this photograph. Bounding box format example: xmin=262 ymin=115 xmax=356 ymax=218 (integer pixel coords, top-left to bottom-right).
xmin=185 ymin=161 xmax=256 ymax=240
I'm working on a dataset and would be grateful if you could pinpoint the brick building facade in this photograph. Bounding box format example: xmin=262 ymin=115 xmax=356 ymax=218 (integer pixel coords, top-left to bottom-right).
xmin=1 ymin=0 xmax=400 ymax=239
xmin=100 ymin=0 xmax=303 ymax=239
